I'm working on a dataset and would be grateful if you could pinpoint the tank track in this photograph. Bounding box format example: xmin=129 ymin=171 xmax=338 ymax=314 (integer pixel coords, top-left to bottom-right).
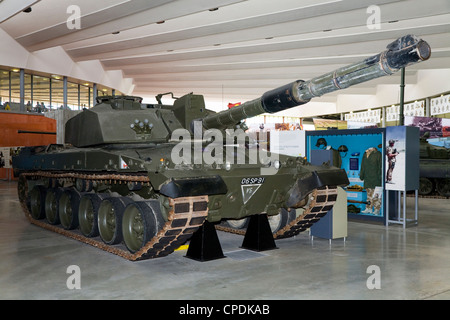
xmin=17 ymin=172 xmax=209 ymax=261
xmin=216 ymin=186 xmax=338 ymax=239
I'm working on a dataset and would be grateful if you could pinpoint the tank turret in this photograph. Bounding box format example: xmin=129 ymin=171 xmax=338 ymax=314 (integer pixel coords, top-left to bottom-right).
xmin=13 ymin=35 xmax=431 ymax=261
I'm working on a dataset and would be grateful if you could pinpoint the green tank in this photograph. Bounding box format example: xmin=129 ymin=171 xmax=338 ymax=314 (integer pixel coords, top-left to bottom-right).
xmin=13 ymin=35 xmax=431 ymax=260
xmin=419 ymin=132 xmax=450 ymax=197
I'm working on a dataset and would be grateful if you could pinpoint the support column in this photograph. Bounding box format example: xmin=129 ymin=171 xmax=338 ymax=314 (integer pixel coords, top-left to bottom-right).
xmin=78 ymin=84 xmax=81 ymax=110
xmin=399 ymin=67 xmax=405 ymax=126
xmin=49 ymin=78 xmax=52 ymax=108
xmin=8 ymin=71 xmax=12 ymax=102
xmin=20 ymin=69 xmax=25 ymax=112
xmin=63 ymin=76 xmax=68 ymax=109
xmin=93 ymin=83 xmax=97 ymax=106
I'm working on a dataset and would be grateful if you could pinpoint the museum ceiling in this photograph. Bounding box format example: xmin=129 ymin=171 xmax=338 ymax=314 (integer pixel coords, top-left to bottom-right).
xmin=1 ymin=0 xmax=449 ymax=105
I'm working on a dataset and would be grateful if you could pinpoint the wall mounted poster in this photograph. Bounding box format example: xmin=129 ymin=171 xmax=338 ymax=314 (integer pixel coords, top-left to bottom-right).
xmin=0 ymin=147 xmax=20 ymax=169
xmin=385 ymin=126 xmax=420 ymax=191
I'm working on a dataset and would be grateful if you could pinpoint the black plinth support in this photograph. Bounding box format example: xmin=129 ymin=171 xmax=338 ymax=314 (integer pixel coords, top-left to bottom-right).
xmin=241 ymin=214 xmax=278 ymax=252
xmin=185 ymin=220 xmax=225 ymax=262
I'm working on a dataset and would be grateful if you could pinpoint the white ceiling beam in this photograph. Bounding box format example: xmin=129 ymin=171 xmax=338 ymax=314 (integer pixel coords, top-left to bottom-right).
xmin=0 ymin=0 xmax=40 ymax=23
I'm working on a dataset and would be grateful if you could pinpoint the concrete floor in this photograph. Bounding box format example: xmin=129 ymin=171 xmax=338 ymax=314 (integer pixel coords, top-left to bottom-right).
xmin=1 ymin=180 xmax=449 ymax=300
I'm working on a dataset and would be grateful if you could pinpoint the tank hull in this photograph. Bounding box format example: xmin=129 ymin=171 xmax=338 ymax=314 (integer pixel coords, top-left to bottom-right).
xmin=13 ymin=143 xmax=348 ymax=259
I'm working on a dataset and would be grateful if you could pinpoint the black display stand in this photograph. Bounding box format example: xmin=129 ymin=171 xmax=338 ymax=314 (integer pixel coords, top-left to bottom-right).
xmin=185 ymin=221 xmax=225 ymax=262
xmin=241 ymin=214 xmax=278 ymax=252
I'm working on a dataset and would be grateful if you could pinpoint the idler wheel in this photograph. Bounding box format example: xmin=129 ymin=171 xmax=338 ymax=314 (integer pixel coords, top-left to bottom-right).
xmin=226 ymin=218 xmax=249 ymax=229
xmin=98 ymin=197 xmax=132 ymax=245
xmin=59 ymin=189 xmax=81 ymax=230
xmin=78 ymin=194 xmax=102 ymax=237
xmin=122 ymin=202 xmax=159 ymax=253
xmin=29 ymin=185 xmax=46 ymax=220
xmin=45 ymin=188 xmax=64 ymax=225
xmin=268 ymin=209 xmax=296 ymax=233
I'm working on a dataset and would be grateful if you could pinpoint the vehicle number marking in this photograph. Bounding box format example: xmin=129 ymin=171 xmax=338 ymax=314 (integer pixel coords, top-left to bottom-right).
xmin=241 ymin=177 xmax=265 ymax=185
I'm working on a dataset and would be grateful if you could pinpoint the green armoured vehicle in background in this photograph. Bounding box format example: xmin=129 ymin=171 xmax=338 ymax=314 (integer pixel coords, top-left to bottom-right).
xmin=13 ymin=35 xmax=430 ymax=260
xmin=419 ymin=132 xmax=450 ymax=197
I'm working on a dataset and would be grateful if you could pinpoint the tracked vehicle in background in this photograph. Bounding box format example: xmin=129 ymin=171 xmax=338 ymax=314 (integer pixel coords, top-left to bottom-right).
xmin=419 ymin=133 xmax=450 ymax=197
xmin=13 ymin=35 xmax=431 ymax=260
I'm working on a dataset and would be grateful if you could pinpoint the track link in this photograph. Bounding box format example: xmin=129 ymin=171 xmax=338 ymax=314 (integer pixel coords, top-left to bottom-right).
xmin=18 ymin=172 xmax=208 ymax=261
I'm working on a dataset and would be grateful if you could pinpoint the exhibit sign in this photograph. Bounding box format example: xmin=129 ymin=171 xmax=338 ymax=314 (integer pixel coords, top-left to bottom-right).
xmin=430 ymin=93 xmax=450 ymax=116
xmin=0 ymin=147 xmax=21 ymax=168
xmin=270 ymin=130 xmax=305 ymax=157
xmin=344 ymin=109 xmax=381 ymax=123
xmin=386 ymin=101 xmax=425 ymax=121
xmin=385 ymin=126 xmax=420 ymax=191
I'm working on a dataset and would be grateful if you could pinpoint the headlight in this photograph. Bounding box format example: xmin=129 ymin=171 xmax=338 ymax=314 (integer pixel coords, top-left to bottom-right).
xmin=225 ymin=162 xmax=232 ymax=171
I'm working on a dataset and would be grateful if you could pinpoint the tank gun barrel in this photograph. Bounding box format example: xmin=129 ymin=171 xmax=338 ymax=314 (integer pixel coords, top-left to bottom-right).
xmin=202 ymin=34 xmax=431 ymax=130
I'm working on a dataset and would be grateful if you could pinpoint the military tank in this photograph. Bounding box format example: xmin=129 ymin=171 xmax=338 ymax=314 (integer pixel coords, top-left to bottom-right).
xmin=13 ymin=35 xmax=431 ymax=260
xmin=419 ymin=132 xmax=450 ymax=197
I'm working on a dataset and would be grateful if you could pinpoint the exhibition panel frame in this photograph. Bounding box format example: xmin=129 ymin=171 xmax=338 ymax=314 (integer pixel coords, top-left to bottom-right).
xmin=306 ymin=128 xmax=386 ymax=224
xmin=306 ymin=127 xmax=420 ymax=227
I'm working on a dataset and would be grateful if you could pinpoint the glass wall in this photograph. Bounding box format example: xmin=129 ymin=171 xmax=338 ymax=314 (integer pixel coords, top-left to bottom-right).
xmin=79 ymin=84 xmax=90 ymax=108
xmin=33 ymin=75 xmax=51 ymax=110
xmin=0 ymin=70 xmax=10 ymax=103
xmin=51 ymin=78 xmax=64 ymax=109
xmin=10 ymin=70 xmax=20 ymax=104
xmin=0 ymin=67 xmax=122 ymax=112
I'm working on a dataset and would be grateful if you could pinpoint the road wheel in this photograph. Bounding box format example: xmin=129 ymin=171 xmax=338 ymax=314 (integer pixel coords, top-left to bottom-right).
xmin=122 ymin=202 xmax=159 ymax=253
xmin=59 ymin=189 xmax=81 ymax=230
xmin=419 ymin=178 xmax=434 ymax=195
xmin=98 ymin=197 xmax=132 ymax=245
xmin=45 ymin=188 xmax=64 ymax=225
xmin=78 ymin=194 xmax=102 ymax=237
xmin=436 ymin=179 xmax=450 ymax=197
xmin=29 ymin=185 xmax=46 ymax=220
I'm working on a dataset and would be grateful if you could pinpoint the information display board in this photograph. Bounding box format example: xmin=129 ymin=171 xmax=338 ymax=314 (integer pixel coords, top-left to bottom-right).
xmin=306 ymin=128 xmax=386 ymax=223
xmin=385 ymin=126 xmax=420 ymax=191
